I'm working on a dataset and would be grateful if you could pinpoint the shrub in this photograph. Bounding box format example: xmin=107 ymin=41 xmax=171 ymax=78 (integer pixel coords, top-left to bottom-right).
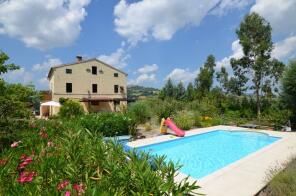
xmin=262 ymin=108 xmax=291 ymax=130
xmin=59 ymin=100 xmax=84 ymax=118
xmin=173 ymin=110 xmax=195 ymax=130
xmin=0 ymin=119 xmax=200 ymax=195
xmin=155 ymin=101 xmax=177 ymax=122
xmin=200 ymin=118 xmax=213 ymax=127
xmin=211 ymin=116 xmax=223 ymax=126
xmin=192 ymin=111 xmax=202 ymax=127
xmin=59 ymin=97 xmax=69 ymax=105
xmin=224 ymin=110 xmax=241 ymax=119
xmin=0 ymin=97 xmax=31 ymax=119
xmin=128 ymin=101 xmax=151 ymax=124
xmin=80 ymin=113 xmax=136 ymax=136
xmin=188 ymin=98 xmax=219 ymax=117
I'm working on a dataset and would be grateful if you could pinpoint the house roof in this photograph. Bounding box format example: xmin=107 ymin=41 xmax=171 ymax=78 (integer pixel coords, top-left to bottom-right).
xmin=47 ymin=58 xmax=128 ymax=79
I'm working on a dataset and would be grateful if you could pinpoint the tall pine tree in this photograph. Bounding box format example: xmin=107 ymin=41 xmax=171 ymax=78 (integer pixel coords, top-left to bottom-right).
xmin=185 ymin=82 xmax=195 ymax=101
xmin=159 ymin=78 xmax=175 ymax=99
xmin=175 ymin=81 xmax=186 ymax=100
xmin=195 ymin=55 xmax=216 ymax=96
xmin=231 ymin=13 xmax=285 ymax=117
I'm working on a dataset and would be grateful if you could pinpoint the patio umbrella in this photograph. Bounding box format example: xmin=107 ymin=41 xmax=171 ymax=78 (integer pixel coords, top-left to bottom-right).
xmin=40 ymin=101 xmax=61 ymax=116
xmin=41 ymin=101 xmax=61 ymax=107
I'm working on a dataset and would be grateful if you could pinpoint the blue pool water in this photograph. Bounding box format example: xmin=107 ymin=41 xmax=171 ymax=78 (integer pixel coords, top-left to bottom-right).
xmin=137 ymin=130 xmax=280 ymax=179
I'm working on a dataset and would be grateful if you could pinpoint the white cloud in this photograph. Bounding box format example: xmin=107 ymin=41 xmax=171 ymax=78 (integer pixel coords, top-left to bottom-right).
xmin=128 ymin=73 xmax=157 ymax=85
xmin=129 ymin=64 xmax=159 ymax=85
xmin=137 ymin=64 xmax=159 ymax=74
xmin=272 ymin=35 xmax=296 ymax=59
xmin=2 ymin=67 xmax=33 ymax=84
xmin=166 ymin=68 xmax=197 ymax=83
xmin=114 ymin=0 xmax=250 ymax=45
xmin=251 ymin=0 xmax=296 ymax=36
xmin=0 ymin=0 xmax=91 ymax=50
xmin=31 ymin=57 xmax=62 ymax=88
xmin=32 ymin=58 xmax=62 ymax=72
xmin=39 ymin=77 xmax=49 ymax=86
xmin=216 ymin=39 xmax=243 ymax=70
xmin=98 ymin=48 xmax=130 ymax=69
xmin=2 ymin=57 xmax=62 ymax=89
xmin=211 ymin=0 xmax=253 ymax=16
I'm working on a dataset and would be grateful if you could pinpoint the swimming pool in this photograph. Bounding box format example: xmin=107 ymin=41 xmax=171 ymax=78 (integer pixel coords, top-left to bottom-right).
xmin=137 ymin=130 xmax=280 ymax=179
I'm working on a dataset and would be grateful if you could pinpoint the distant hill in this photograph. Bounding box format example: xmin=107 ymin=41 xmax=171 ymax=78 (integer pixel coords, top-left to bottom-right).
xmin=127 ymin=85 xmax=160 ymax=100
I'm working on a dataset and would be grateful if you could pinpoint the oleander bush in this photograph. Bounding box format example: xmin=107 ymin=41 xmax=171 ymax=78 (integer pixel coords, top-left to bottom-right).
xmin=0 ymin=119 xmax=200 ymax=195
xmin=0 ymin=119 xmax=31 ymax=152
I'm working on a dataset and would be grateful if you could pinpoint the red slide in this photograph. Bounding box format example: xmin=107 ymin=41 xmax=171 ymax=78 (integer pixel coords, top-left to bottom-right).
xmin=164 ymin=118 xmax=185 ymax=137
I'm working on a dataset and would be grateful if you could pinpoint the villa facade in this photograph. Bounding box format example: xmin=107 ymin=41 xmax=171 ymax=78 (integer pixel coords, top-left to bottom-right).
xmin=43 ymin=56 xmax=127 ymax=116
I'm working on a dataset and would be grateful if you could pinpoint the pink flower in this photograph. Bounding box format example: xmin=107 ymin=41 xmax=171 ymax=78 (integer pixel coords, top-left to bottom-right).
xmin=0 ymin=159 xmax=7 ymax=166
xmin=18 ymin=156 xmax=33 ymax=170
xmin=20 ymin=154 xmax=28 ymax=161
xmin=73 ymin=183 xmax=86 ymax=195
xmin=65 ymin=191 xmax=71 ymax=196
xmin=17 ymin=171 xmax=37 ymax=183
xmin=11 ymin=141 xmax=21 ymax=148
xmin=39 ymin=130 xmax=48 ymax=139
xmin=57 ymin=180 xmax=70 ymax=191
xmin=47 ymin=141 xmax=54 ymax=147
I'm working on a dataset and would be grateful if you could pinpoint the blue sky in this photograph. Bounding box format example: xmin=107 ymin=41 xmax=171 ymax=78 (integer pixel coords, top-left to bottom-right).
xmin=1 ymin=0 xmax=296 ymax=90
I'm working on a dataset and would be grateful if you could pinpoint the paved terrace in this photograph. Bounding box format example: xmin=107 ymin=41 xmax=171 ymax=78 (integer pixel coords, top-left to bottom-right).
xmin=127 ymin=125 xmax=296 ymax=196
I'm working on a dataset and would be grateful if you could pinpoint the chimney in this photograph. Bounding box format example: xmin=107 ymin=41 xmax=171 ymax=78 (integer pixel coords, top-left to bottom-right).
xmin=76 ymin=55 xmax=82 ymax=62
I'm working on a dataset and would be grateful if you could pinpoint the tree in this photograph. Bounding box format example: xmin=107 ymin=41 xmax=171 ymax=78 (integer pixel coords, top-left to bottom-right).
xmin=216 ymin=66 xmax=229 ymax=92
xmin=0 ymin=82 xmax=38 ymax=119
xmin=185 ymin=82 xmax=195 ymax=101
xmin=227 ymin=77 xmax=247 ymax=96
xmin=230 ymin=60 xmax=249 ymax=96
xmin=231 ymin=13 xmax=285 ymax=117
xmin=0 ymin=51 xmax=38 ymax=121
xmin=195 ymin=55 xmax=216 ymax=96
xmin=0 ymin=51 xmax=19 ymax=75
xmin=160 ymin=78 xmax=175 ymax=99
xmin=281 ymin=60 xmax=296 ymax=129
xmin=175 ymin=81 xmax=186 ymax=100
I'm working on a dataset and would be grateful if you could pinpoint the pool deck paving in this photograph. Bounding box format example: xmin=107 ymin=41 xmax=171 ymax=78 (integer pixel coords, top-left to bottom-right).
xmin=127 ymin=125 xmax=296 ymax=196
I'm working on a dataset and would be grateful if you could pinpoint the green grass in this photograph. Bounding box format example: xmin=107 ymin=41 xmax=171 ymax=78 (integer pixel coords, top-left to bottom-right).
xmin=260 ymin=157 xmax=296 ymax=196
